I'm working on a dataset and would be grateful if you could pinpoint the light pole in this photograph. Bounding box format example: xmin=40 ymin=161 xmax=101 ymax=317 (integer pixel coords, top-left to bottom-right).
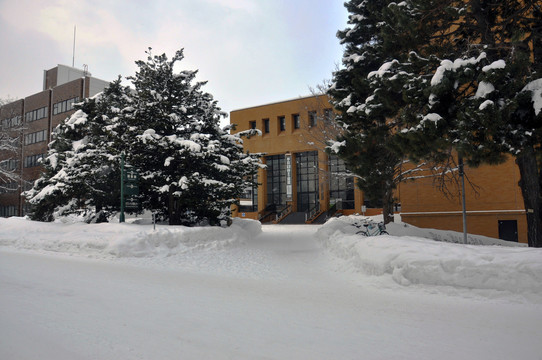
xmin=458 ymin=155 xmax=467 ymax=244
xmin=120 ymin=153 xmax=125 ymax=223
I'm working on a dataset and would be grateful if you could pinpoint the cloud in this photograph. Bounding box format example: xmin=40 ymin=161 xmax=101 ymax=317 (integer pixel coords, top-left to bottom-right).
xmin=0 ymin=0 xmax=347 ymax=116
xmin=204 ymin=0 xmax=257 ymax=12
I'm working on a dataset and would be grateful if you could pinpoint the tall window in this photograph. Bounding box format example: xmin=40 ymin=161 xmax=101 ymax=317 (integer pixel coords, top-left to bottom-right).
xmin=296 ymin=151 xmax=319 ymax=212
xmin=279 ymin=116 xmax=286 ymax=131
xmin=308 ymin=111 xmax=317 ymax=127
xmin=249 ymin=121 xmax=256 ymax=129
xmin=292 ymin=114 xmax=300 ymax=129
xmin=0 ymin=205 xmax=17 ymax=217
xmin=323 ymin=108 xmax=333 ymax=122
xmin=239 ymin=174 xmax=258 ymax=212
xmin=266 ymin=154 xmax=286 ymax=208
xmin=263 ymin=118 xmax=270 ymax=133
xmin=329 ymin=155 xmax=355 ymax=210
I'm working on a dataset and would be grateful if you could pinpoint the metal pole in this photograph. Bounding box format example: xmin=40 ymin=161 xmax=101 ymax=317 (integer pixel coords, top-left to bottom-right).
xmin=120 ymin=153 xmax=125 ymax=223
xmin=72 ymin=25 xmax=76 ymax=68
xmin=458 ymin=155 xmax=467 ymax=244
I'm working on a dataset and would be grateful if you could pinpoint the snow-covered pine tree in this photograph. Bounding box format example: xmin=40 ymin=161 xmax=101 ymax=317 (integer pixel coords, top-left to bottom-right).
xmin=389 ymin=0 xmax=542 ymax=246
xmin=26 ymin=79 xmax=132 ymax=222
xmin=125 ymin=48 xmax=261 ymax=226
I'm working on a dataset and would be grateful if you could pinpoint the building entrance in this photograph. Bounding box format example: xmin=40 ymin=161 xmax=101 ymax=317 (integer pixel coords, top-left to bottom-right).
xmin=266 ymin=154 xmax=286 ymax=209
xmin=296 ymin=151 xmax=319 ymax=212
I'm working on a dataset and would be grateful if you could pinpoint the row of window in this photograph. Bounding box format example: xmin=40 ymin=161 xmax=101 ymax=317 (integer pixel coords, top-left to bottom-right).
xmin=0 ymin=205 xmax=17 ymax=217
xmin=0 ymin=159 xmax=19 ymax=171
xmin=249 ymin=109 xmax=333 ymax=134
xmin=53 ymin=97 xmax=79 ymax=115
xmin=24 ymin=154 xmax=45 ymax=168
xmin=1 ymin=155 xmax=45 ymax=170
xmin=0 ymin=181 xmax=18 ymax=194
xmin=24 ymin=130 xmax=48 ymax=146
xmin=25 ymin=106 xmax=49 ymax=122
xmin=1 ymin=115 xmax=22 ymax=129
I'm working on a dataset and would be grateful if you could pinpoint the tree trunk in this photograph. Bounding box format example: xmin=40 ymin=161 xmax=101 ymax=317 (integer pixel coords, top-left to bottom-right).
xmin=168 ymin=191 xmax=180 ymax=225
xmin=382 ymin=188 xmax=395 ymax=224
xmin=516 ymin=146 xmax=542 ymax=247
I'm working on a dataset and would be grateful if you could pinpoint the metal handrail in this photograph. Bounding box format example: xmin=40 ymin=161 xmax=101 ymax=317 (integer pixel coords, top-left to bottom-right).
xmin=275 ymin=204 xmax=292 ymax=222
xmin=305 ymin=203 xmax=320 ymax=222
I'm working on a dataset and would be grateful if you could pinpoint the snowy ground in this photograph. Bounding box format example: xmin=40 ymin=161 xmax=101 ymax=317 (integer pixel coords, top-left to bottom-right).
xmin=1 ymin=216 xmax=541 ymax=359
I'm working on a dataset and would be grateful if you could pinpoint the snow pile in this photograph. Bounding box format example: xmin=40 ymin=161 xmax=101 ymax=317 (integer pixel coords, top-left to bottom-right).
xmin=317 ymin=216 xmax=542 ymax=296
xmin=0 ymin=217 xmax=261 ymax=259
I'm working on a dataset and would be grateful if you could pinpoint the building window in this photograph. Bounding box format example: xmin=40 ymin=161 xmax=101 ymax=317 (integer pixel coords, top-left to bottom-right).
xmin=279 ymin=116 xmax=286 ymax=131
xmin=266 ymin=154 xmax=287 ymax=208
xmin=263 ymin=118 xmax=270 ymax=133
xmin=329 ymin=155 xmax=355 ymax=210
xmin=53 ymin=97 xmax=79 ymax=115
xmin=296 ymin=151 xmax=319 ymax=212
xmin=293 ymin=114 xmax=300 ymax=129
xmin=25 ymin=106 xmax=48 ymax=122
xmin=308 ymin=111 xmax=317 ymax=127
xmin=0 ymin=205 xmax=18 ymax=217
xmin=24 ymin=130 xmax=48 ymax=145
xmin=239 ymin=174 xmax=258 ymax=212
xmin=0 ymin=159 xmax=19 ymax=171
xmin=249 ymin=121 xmax=256 ymax=130
xmin=498 ymin=220 xmax=518 ymax=242
xmin=324 ymin=108 xmax=333 ymax=122
xmin=1 ymin=116 xmax=22 ymax=129
xmin=0 ymin=181 xmax=18 ymax=194
xmin=24 ymin=154 xmax=44 ymax=168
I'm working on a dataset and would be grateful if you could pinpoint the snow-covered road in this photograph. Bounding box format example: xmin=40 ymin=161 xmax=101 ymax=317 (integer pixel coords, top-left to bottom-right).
xmin=1 ymin=224 xmax=541 ymax=359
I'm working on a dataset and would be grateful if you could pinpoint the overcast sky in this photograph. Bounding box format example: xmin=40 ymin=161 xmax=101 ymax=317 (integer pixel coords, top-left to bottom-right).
xmin=0 ymin=0 xmax=348 ymax=118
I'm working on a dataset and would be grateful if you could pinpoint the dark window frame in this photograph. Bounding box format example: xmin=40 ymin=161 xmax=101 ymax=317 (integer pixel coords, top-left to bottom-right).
xmin=308 ymin=111 xmax=317 ymax=127
xmin=292 ymin=114 xmax=300 ymax=129
xmin=278 ymin=116 xmax=286 ymax=131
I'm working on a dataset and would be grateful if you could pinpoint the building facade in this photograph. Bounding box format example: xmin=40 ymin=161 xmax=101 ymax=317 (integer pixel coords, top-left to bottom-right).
xmin=0 ymin=65 xmax=109 ymax=217
xmin=399 ymin=157 xmax=528 ymax=243
xmin=231 ymin=95 xmax=528 ymax=243
xmin=230 ymin=95 xmax=370 ymax=224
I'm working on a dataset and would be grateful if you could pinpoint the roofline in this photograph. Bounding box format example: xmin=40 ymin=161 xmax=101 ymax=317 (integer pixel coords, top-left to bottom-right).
xmin=230 ymin=94 xmax=329 ymax=113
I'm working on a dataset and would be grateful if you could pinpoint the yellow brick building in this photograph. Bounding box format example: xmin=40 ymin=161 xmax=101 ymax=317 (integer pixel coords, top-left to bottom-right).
xmin=230 ymin=95 xmax=371 ymax=224
xmin=231 ymin=95 xmax=528 ymax=243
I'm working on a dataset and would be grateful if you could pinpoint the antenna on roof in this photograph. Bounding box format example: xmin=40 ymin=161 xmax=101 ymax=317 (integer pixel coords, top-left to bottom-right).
xmin=72 ymin=25 xmax=76 ymax=67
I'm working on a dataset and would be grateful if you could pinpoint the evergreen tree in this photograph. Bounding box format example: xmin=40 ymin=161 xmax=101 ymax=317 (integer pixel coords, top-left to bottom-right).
xmin=26 ymin=79 xmax=132 ymax=222
xmin=388 ymin=0 xmax=542 ymax=246
xmin=328 ymin=0 xmax=437 ymax=223
xmin=124 ymin=48 xmax=262 ymax=226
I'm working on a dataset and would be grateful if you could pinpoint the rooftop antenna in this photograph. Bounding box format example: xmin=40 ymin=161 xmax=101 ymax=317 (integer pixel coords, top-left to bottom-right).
xmin=72 ymin=25 xmax=76 ymax=67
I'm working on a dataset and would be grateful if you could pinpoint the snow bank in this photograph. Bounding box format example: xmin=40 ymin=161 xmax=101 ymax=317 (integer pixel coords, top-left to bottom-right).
xmin=0 ymin=217 xmax=261 ymax=259
xmin=317 ymin=216 xmax=542 ymax=296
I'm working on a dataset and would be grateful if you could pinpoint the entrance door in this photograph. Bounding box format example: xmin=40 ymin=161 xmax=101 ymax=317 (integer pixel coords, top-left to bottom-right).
xmin=498 ymin=220 xmax=518 ymax=242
